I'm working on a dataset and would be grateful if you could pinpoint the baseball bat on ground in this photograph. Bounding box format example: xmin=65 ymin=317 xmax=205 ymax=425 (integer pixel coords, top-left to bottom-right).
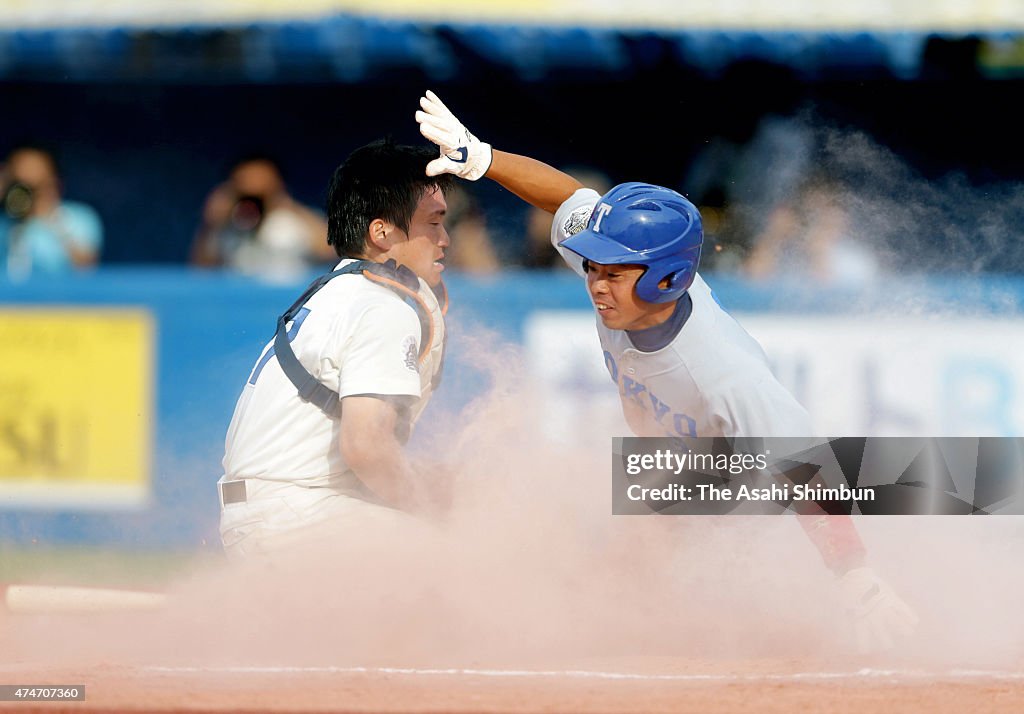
xmin=1 ymin=584 xmax=168 ymax=614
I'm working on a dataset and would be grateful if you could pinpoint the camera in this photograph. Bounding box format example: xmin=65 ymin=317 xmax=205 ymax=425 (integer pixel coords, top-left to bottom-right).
xmin=2 ymin=181 xmax=34 ymax=221
xmin=228 ymin=194 xmax=265 ymax=234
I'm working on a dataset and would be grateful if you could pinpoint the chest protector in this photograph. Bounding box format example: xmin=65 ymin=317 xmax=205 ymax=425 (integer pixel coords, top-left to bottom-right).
xmin=274 ymin=259 xmax=447 ymax=419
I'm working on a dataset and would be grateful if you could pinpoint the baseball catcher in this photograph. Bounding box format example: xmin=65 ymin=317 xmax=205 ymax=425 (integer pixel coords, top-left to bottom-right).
xmin=217 ymin=139 xmax=453 ymax=558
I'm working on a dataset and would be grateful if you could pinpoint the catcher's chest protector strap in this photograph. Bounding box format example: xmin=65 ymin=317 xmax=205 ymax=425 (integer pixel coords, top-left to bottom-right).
xmin=273 ymin=259 xmax=446 ymax=418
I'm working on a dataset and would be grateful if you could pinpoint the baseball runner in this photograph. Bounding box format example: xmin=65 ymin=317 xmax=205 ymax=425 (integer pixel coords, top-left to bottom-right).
xmin=415 ymin=90 xmax=918 ymax=653
xmin=218 ymin=139 xmax=454 ymax=558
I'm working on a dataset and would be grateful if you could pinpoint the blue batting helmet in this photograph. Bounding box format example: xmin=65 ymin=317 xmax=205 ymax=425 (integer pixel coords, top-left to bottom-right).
xmin=559 ymin=182 xmax=703 ymax=303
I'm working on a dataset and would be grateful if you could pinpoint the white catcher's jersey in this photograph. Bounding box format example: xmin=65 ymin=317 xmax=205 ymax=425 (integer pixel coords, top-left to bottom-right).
xmin=222 ymin=258 xmax=445 ymax=488
xmin=552 ymin=188 xmax=813 ymax=439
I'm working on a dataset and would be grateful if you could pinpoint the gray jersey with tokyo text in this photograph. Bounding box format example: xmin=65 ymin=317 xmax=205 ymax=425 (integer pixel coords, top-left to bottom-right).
xmin=551 ymin=188 xmax=814 ymax=439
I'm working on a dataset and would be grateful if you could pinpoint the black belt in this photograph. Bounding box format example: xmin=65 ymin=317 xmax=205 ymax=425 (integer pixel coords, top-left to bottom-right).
xmin=220 ymin=480 xmax=247 ymax=505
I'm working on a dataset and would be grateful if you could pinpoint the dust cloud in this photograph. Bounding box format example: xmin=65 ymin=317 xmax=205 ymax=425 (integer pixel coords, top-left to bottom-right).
xmin=4 ymin=336 xmax=1022 ymax=677
xmin=719 ymin=110 xmax=1024 ymax=284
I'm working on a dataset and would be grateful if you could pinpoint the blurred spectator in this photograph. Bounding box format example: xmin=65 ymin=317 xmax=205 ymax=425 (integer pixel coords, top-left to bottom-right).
xmin=0 ymin=145 xmax=103 ymax=279
xmin=686 ymin=114 xmax=817 ymax=272
xmin=191 ymin=155 xmax=333 ymax=279
xmin=743 ymin=172 xmax=879 ymax=287
xmin=443 ymin=184 xmax=500 ymax=274
xmin=522 ymin=165 xmax=611 ymax=269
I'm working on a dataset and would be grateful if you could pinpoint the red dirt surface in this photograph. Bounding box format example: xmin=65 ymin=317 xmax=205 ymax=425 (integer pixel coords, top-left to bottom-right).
xmin=2 ymin=660 xmax=1022 ymax=713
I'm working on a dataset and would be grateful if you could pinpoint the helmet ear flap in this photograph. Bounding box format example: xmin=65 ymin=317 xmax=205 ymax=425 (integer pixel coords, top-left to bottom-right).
xmin=636 ymin=263 xmax=696 ymax=304
xmin=666 ymin=264 xmax=696 ymax=294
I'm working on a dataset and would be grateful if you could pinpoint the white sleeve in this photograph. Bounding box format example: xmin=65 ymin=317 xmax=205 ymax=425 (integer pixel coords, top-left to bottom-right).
xmin=336 ymin=299 xmax=423 ymax=399
xmin=550 ymin=188 xmax=601 ymax=278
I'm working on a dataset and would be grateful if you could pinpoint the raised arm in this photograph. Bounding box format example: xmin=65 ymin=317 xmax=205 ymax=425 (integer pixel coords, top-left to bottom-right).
xmin=487 ymin=150 xmax=583 ymax=214
xmin=416 ymin=90 xmax=584 ymax=214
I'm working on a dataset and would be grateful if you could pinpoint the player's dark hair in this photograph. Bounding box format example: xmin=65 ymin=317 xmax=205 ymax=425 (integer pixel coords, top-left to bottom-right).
xmin=327 ymin=138 xmax=454 ymax=258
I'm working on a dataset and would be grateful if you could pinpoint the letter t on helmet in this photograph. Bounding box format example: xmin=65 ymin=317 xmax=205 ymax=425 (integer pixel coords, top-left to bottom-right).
xmin=559 ymin=183 xmax=703 ymax=304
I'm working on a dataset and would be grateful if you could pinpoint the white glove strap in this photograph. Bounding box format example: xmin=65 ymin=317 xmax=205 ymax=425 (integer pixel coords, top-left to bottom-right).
xmin=444 ymin=139 xmax=492 ymax=181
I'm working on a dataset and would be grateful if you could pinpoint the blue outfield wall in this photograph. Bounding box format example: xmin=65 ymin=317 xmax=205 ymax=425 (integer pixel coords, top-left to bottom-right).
xmin=0 ymin=267 xmax=1022 ymax=549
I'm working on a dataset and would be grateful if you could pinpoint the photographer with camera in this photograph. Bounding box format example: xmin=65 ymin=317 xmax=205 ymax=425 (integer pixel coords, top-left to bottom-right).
xmin=190 ymin=155 xmax=333 ymax=281
xmin=0 ymin=145 xmax=103 ymax=280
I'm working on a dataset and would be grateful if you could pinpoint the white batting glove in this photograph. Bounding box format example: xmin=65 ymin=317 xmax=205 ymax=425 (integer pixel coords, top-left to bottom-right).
xmin=839 ymin=566 xmax=919 ymax=654
xmin=415 ymin=90 xmax=493 ymax=181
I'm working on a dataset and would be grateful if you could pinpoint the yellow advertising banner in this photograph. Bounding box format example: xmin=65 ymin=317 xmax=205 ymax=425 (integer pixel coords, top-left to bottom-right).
xmin=0 ymin=309 xmax=153 ymax=509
